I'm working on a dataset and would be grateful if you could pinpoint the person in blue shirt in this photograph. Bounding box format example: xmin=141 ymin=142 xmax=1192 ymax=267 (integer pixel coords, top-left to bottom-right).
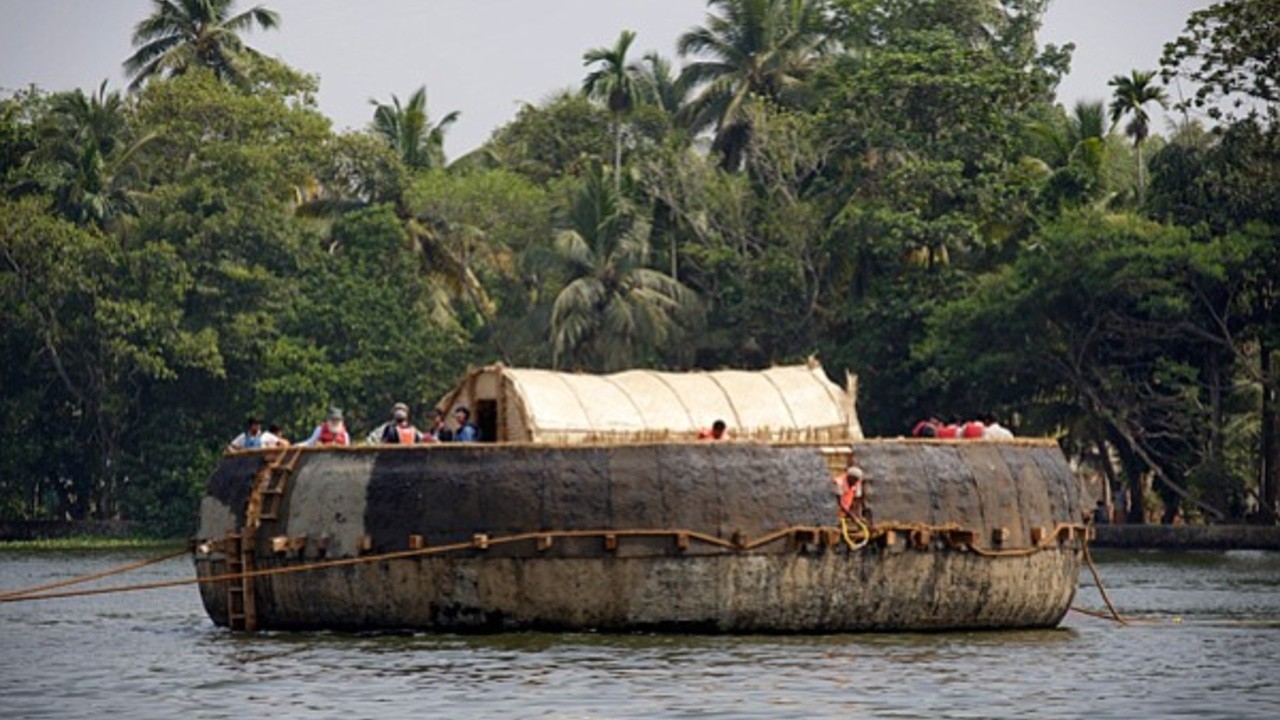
xmin=452 ymin=406 xmax=480 ymax=442
xmin=227 ymin=417 xmax=282 ymax=452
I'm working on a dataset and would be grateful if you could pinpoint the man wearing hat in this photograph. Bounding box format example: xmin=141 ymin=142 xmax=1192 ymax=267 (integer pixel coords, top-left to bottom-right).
xmin=367 ymin=402 xmax=426 ymax=445
xmin=302 ymin=407 xmax=351 ymax=446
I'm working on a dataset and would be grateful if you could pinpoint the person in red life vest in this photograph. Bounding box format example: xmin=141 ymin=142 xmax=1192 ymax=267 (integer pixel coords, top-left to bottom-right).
xmin=961 ymin=419 xmax=986 ymax=439
xmin=831 ymin=451 xmax=866 ymax=516
xmin=302 ymin=407 xmax=350 ymax=446
xmin=911 ymin=418 xmax=940 ymax=437
xmin=936 ymin=421 xmax=961 ymax=439
xmin=697 ymin=419 xmax=730 ymax=441
xmin=367 ymin=402 xmax=427 ymax=444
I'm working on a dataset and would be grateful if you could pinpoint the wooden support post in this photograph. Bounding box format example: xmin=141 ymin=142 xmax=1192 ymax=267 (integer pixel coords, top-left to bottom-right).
xmin=603 ymin=534 xmax=618 ymax=552
xmin=472 ymin=533 xmax=489 ymax=550
xmin=408 ymin=534 xmax=425 ymax=550
xmin=675 ymin=533 xmax=689 ymax=551
xmin=536 ymin=535 xmax=554 ymax=552
xmin=992 ymin=527 xmax=1010 ymax=545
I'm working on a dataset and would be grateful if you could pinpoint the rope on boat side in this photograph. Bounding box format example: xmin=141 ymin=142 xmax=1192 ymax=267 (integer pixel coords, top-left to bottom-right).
xmin=0 ymin=521 xmax=1089 ymax=605
xmin=1074 ymin=537 xmax=1129 ymax=625
xmin=0 ymin=547 xmax=189 ymax=601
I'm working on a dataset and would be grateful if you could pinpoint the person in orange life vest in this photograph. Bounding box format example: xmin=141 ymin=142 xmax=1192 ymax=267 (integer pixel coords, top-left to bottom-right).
xmin=302 ymin=407 xmax=350 ymax=446
xmin=961 ymin=419 xmax=986 ymax=439
xmin=697 ymin=419 xmax=729 ymax=441
xmin=935 ymin=421 xmax=961 ymax=439
xmin=831 ymin=451 xmax=866 ymax=515
xmin=367 ymin=402 xmax=426 ymax=444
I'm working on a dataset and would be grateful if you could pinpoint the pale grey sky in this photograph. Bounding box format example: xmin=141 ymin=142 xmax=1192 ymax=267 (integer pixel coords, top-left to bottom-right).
xmin=0 ymin=0 xmax=1210 ymax=157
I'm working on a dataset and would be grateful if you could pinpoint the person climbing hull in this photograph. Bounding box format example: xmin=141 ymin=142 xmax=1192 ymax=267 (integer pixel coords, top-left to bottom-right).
xmin=193 ymin=440 xmax=1088 ymax=632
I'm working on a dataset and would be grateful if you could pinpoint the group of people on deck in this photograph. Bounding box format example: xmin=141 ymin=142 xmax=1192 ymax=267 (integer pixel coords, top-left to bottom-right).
xmin=227 ymin=403 xmax=479 ymax=451
xmin=911 ymin=415 xmax=1014 ymax=440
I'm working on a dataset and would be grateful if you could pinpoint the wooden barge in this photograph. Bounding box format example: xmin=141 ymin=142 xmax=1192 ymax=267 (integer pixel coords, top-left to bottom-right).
xmin=193 ymin=364 xmax=1088 ymax=632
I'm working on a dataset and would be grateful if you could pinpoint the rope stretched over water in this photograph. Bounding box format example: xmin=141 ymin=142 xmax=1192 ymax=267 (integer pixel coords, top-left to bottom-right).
xmin=1075 ymin=538 xmax=1128 ymax=625
xmin=0 ymin=547 xmax=189 ymax=601
xmin=0 ymin=522 xmax=1089 ymax=605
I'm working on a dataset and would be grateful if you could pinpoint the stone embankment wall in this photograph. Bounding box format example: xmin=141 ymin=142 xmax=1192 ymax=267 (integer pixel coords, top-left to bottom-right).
xmin=1093 ymin=524 xmax=1280 ymax=551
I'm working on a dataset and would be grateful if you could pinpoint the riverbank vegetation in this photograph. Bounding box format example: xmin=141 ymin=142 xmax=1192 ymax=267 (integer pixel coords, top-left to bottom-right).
xmin=1 ymin=0 xmax=1276 ymax=534
xmin=0 ymin=536 xmax=185 ymax=552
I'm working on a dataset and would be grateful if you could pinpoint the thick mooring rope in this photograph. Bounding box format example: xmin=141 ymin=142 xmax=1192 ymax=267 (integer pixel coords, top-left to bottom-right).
xmin=0 ymin=522 xmax=1089 ymax=605
xmin=1073 ymin=538 xmax=1129 ymax=625
xmin=0 ymin=547 xmax=189 ymax=601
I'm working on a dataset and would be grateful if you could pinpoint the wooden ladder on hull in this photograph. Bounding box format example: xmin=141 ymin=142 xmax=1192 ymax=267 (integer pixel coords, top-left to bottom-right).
xmin=224 ymin=528 xmax=257 ymax=631
xmin=224 ymin=447 xmax=304 ymax=632
xmin=258 ymin=448 xmax=303 ymax=522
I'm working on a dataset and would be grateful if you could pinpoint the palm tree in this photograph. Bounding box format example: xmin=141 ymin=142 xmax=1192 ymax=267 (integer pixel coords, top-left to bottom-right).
xmin=39 ymin=82 xmax=155 ymax=228
xmin=369 ymin=86 xmax=459 ymax=171
xmin=630 ymin=52 xmax=696 ymax=141
xmin=550 ymin=164 xmax=701 ymax=371
xmin=1024 ymin=100 xmax=1113 ymax=207
xmin=677 ymin=0 xmax=831 ymax=169
xmin=1108 ymin=70 xmax=1169 ymax=205
xmin=582 ymin=30 xmax=642 ymax=183
xmin=124 ymin=0 xmax=281 ymax=90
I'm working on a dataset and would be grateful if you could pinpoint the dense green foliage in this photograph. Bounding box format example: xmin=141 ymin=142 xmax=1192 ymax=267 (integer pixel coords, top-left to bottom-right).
xmin=1 ymin=0 xmax=1276 ymax=532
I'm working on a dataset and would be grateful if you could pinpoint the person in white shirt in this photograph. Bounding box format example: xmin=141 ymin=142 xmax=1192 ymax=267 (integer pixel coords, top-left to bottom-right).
xmin=983 ymin=414 xmax=1014 ymax=440
xmin=227 ymin=418 xmax=282 ymax=451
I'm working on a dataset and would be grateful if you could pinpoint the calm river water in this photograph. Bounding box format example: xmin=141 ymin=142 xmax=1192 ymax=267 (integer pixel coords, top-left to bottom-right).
xmin=1 ymin=548 xmax=1277 ymax=719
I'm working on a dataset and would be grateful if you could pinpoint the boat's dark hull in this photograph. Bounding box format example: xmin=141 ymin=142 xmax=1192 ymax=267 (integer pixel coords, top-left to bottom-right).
xmin=194 ymin=441 xmax=1085 ymax=632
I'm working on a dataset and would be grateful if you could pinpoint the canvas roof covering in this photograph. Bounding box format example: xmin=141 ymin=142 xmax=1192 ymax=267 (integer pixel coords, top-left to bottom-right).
xmin=437 ymin=362 xmax=862 ymax=444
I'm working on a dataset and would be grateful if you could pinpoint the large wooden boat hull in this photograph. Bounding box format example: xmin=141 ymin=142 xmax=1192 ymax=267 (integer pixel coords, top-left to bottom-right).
xmin=193 ymin=441 xmax=1086 ymax=632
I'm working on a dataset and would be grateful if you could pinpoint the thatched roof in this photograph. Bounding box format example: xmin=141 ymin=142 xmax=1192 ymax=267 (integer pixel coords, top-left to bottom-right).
xmin=437 ymin=362 xmax=862 ymax=443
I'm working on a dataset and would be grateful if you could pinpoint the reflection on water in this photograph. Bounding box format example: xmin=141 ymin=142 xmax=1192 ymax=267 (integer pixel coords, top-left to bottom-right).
xmin=1 ymin=548 xmax=1277 ymax=719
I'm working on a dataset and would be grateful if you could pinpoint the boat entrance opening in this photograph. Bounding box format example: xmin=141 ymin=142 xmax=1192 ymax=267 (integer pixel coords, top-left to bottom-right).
xmin=476 ymin=400 xmax=498 ymax=442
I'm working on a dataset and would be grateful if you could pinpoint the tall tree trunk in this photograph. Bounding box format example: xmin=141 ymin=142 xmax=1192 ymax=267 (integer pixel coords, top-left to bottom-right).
xmin=1206 ymin=351 xmax=1231 ymax=517
xmin=613 ymin=119 xmax=623 ymax=191
xmin=1110 ymin=427 xmax=1146 ymax=524
xmin=1096 ymin=438 xmax=1119 ymax=521
xmin=1136 ymin=140 xmax=1146 ymax=207
xmin=1262 ymin=340 xmax=1279 ymax=522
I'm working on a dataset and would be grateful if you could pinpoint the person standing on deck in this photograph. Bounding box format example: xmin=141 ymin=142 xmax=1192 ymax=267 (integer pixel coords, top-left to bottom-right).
xmin=267 ymin=424 xmax=290 ymax=447
xmin=367 ymin=402 xmax=426 ymax=444
xmin=983 ymin=414 xmax=1014 ymax=439
xmin=961 ymin=419 xmax=986 ymax=439
xmin=428 ymin=408 xmax=453 ymax=442
xmin=912 ymin=418 xmax=941 ymax=437
xmin=227 ymin=417 xmax=280 ymax=452
xmin=302 ymin=407 xmax=350 ymax=446
xmin=452 ymin=406 xmax=479 ymax=442
xmin=697 ymin=420 xmax=730 ymax=441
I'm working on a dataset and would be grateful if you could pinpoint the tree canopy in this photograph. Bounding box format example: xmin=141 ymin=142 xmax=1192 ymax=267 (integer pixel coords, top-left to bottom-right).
xmin=2 ymin=0 xmax=1277 ymax=531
